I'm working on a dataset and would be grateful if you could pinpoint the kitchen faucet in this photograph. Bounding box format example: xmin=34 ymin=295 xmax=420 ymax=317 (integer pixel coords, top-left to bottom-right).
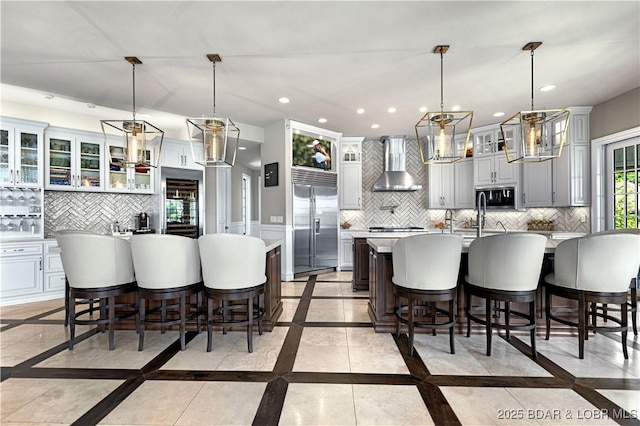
xmin=444 ymin=209 xmax=454 ymax=233
xmin=477 ymin=192 xmax=487 ymax=238
xmin=496 ymin=220 xmax=507 ymax=233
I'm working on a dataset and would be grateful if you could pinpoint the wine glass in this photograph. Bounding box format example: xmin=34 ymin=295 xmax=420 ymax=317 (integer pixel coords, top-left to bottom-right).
xmin=17 ymin=190 xmax=27 ymax=206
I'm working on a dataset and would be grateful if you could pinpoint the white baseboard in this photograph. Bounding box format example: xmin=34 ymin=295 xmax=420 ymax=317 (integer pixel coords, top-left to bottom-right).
xmin=0 ymin=291 xmax=64 ymax=307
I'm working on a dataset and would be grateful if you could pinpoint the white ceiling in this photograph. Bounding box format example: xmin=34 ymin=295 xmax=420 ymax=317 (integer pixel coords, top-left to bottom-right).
xmin=1 ymin=1 xmax=639 ymax=153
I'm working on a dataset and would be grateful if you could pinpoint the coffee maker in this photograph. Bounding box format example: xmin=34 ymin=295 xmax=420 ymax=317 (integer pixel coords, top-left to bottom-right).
xmin=135 ymin=212 xmax=151 ymax=231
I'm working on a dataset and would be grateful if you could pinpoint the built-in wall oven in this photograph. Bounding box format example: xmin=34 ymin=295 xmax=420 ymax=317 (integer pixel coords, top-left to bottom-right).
xmin=475 ymin=186 xmax=518 ymax=210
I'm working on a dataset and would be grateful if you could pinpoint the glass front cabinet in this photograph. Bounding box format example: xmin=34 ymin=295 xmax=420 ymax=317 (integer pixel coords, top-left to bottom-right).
xmin=106 ymin=143 xmax=155 ymax=194
xmin=0 ymin=117 xmax=47 ymax=188
xmin=45 ymin=128 xmax=104 ymax=191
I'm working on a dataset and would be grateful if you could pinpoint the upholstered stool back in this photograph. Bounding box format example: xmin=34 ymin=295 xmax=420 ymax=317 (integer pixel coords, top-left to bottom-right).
xmin=198 ymin=234 xmax=266 ymax=290
xmin=130 ymin=234 xmax=201 ymax=289
xmin=57 ymin=232 xmax=135 ymax=288
xmin=467 ymin=233 xmax=547 ymax=292
xmin=550 ymin=233 xmax=640 ymax=292
xmin=392 ymin=233 xmax=463 ymax=290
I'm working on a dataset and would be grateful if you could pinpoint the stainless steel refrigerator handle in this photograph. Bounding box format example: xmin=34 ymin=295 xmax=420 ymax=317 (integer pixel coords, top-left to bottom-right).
xmin=315 ymin=218 xmax=321 ymax=234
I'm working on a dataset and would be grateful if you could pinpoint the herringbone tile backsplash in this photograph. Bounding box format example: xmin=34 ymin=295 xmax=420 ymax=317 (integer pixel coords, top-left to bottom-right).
xmin=340 ymin=138 xmax=590 ymax=233
xmin=44 ymin=191 xmax=159 ymax=237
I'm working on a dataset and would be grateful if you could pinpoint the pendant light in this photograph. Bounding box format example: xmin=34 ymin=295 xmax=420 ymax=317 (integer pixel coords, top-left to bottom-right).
xmin=501 ymin=42 xmax=571 ymax=163
xmin=186 ymin=54 xmax=240 ymax=168
xmin=415 ymin=45 xmax=473 ymax=164
xmin=101 ymin=56 xmax=164 ymax=168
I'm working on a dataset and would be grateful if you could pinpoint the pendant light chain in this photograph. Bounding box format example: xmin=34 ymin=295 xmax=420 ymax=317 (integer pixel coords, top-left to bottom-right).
xmin=132 ymin=63 xmax=137 ymax=122
xmin=530 ymin=49 xmax=535 ymax=111
xmin=440 ymin=50 xmax=444 ymax=113
xmin=212 ymin=60 xmax=216 ymax=116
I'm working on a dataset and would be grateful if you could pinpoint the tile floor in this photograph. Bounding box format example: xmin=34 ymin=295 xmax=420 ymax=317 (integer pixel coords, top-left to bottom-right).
xmin=1 ymin=271 xmax=639 ymax=425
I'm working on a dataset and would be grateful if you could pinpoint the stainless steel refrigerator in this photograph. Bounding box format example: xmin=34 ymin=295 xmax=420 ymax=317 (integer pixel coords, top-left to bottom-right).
xmin=293 ymin=179 xmax=338 ymax=276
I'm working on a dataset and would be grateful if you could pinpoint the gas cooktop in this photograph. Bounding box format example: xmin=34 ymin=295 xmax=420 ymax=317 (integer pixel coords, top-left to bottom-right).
xmin=368 ymin=226 xmax=426 ymax=233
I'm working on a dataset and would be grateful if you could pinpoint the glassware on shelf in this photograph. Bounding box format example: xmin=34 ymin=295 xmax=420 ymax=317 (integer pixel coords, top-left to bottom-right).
xmin=29 ymin=189 xmax=38 ymax=206
xmin=5 ymin=190 xmax=14 ymax=206
xmin=6 ymin=220 xmax=15 ymax=232
xmin=0 ymin=218 xmax=6 ymax=232
xmin=17 ymin=190 xmax=27 ymax=206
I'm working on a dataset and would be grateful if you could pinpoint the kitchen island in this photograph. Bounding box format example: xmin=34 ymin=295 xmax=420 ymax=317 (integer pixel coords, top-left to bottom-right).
xmin=55 ymin=238 xmax=283 ymax=332
xmin=362 ymin=235 xmax=561 ymax=333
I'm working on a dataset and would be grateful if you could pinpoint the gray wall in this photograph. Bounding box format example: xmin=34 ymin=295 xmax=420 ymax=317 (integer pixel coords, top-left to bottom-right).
xmin=591 ymin=87 xmax=640 ymax=140
xmin=230 ymin=162 xmax=259 ymax=222
xmin=261 ymin=120 xmax=288 ymax=224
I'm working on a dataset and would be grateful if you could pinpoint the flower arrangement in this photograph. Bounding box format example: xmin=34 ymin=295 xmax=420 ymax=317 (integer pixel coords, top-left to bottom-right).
xmin=434 ymin=221 xmax=447 ymax=229
xmin=527 ymin=219 xmax=554 ymax=231
xmin=341 ymin=220 xmax=352 ymax=229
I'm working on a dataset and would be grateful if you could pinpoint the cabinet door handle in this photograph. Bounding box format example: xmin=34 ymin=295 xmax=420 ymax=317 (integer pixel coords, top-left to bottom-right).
xmin=39 ymin=257 xmax=42 ymax=271
xmin=552 ymin=191 xmax=555 ymax=203
xmin=9 ymin=169 xmax=14 ymax=183
xmin=16 ymin=169 xmax=20 ymax=183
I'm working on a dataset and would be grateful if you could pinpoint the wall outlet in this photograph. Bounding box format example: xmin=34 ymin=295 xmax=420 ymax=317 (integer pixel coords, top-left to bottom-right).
xmin=270 ymin=216 xmax=277 ymax=223
xmin=580 ymin=214 xmax=586 ymax=223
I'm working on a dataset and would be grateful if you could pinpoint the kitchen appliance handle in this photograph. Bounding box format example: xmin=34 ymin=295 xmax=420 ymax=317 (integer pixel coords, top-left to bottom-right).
xmin=315 ymin=218 xmax=320 ymax=234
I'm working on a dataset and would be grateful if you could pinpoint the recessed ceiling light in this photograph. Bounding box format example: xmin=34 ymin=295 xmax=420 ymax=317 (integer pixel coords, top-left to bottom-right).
xmin=539 ymin=84 xmax=556 ymax=92
xmin=370 ymin=124 xmax=380 ymax=129
xmin=238 ymin=146 xmax=247 ymax=151
xmin=493 ymin=112 xmax=505 ymax=117
xmin=388 ymin=107 xmax=396 ymax=113
xmin=86 ymin=103 xmax=96 ymax=109
xmin=451 ymin=105 xmax=461 ymax=111
xmin=419 ymin=106 xmax=428 ymax=113
xmin=317 ymin=118 xmax=327 ymax=123
xmin=278 ymin=97 xmax=290 ymax=104
xmin=356 ymin=108 xmax=365 ymax=114
xmin=43 ymin=94 xmax=54 ymax=100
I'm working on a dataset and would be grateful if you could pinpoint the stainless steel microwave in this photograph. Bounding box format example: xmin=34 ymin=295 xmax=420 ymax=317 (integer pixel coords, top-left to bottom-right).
xmin=475 ymin=186 xmax=517 ymax=210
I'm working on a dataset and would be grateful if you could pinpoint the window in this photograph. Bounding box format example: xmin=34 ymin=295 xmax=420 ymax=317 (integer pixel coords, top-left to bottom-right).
xmin=608 ymin=140 xmax=639 ymax=229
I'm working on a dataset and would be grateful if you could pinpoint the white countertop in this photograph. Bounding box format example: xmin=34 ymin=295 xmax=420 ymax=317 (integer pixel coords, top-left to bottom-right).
xmin=46 ymin=236 xmax=281 ymax=254
xmin=367 ymin=236 xmax=560 ymax=254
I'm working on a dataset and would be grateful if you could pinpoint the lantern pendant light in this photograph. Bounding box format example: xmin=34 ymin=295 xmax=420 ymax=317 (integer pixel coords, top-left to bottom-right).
xmin=501 ymin=42 xmax=571 ymax=163
xmin=415 ymin=45 xmax=473 ymax=164
xmin=101 ymin=56 xmax=164 ymax=169
xmin=186 ymin=54 xmax=240 ymax=168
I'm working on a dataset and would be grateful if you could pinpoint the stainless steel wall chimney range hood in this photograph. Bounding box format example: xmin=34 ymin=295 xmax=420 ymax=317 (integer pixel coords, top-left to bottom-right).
xmin=372 ymin=135 xmax=422 ymax=192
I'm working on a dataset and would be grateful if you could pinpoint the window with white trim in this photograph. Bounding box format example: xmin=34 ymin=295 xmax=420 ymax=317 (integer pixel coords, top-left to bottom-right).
xmin=607 ymin=138 xmax=640 ymax=229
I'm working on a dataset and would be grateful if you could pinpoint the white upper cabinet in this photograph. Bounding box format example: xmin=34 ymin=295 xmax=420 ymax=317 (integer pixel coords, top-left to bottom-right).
xmin=161 ymin=138 xmax=203 ymax=170
xmin=473 ymin=126 xmax=520 ymax=188
xmin=521 ymin=107 xmax=592 ymax=207
xmin=339 ymin=137 xmax=363 ymax=209
xmin=105 ymin=141 xmax=156 ymax=194
xmin=0 ymin=117 xmax=47 ymax=188
xmin=454 ymin=158 xmax=474 ymax=208
xmin=426 ymin=163 xmax=455 ymax=209
xmin=45 ymin=127 xmax=105 ymax=191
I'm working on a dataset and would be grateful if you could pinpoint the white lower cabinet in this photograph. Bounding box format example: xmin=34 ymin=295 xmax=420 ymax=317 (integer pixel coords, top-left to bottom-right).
xmin=0 ymin=240 xmax=65 ymax=306
xmin=339 ymin=231 xmax=353 ymax=270
xmin=44 ymin=240 xmax=65 ymax=293
xmin=0 ymin=242 xmax=43 ymax=302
